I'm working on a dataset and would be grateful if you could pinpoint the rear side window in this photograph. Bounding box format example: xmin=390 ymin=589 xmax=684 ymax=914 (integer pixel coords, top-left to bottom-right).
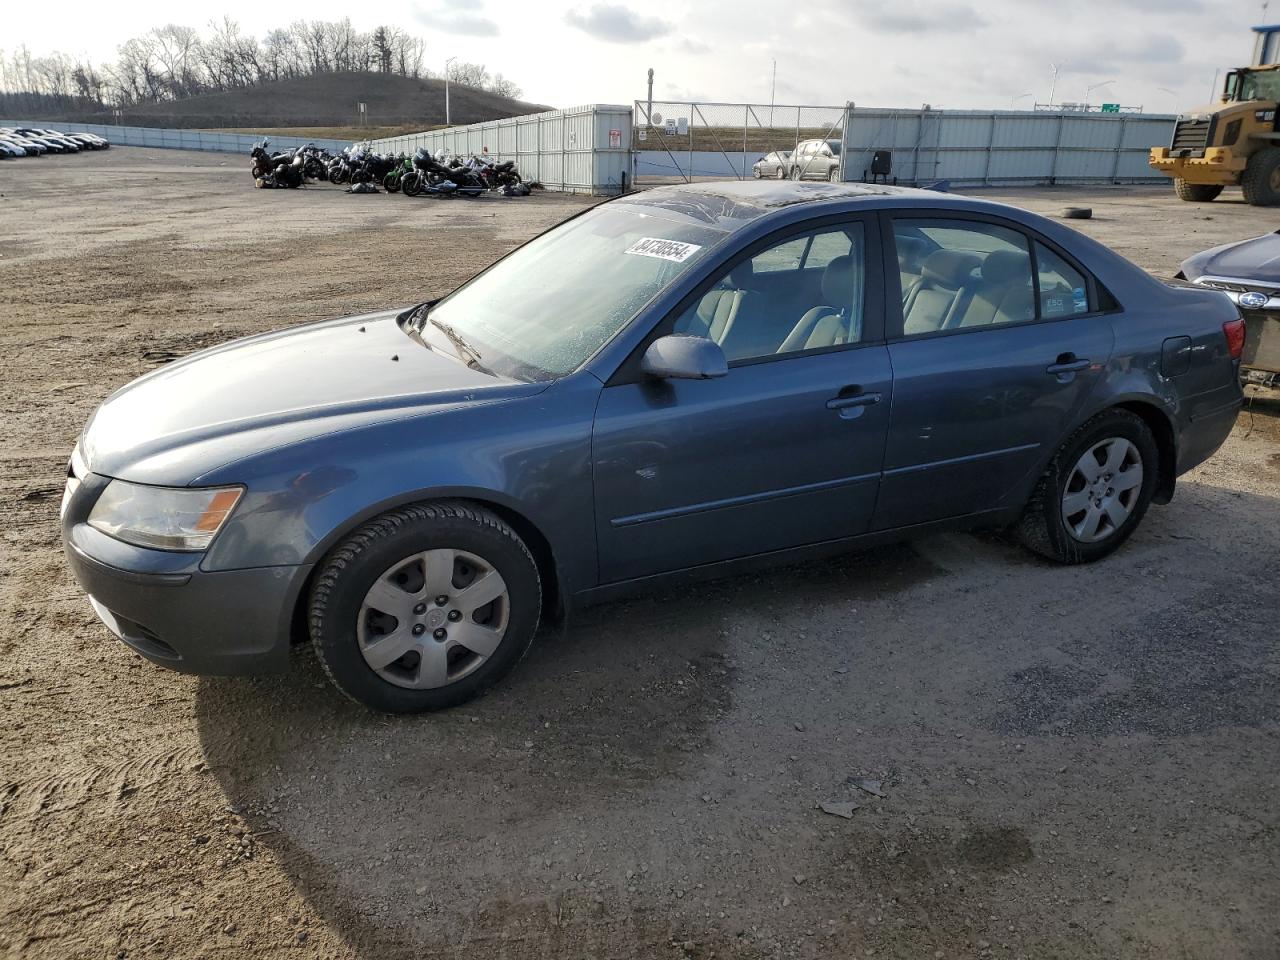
xmin=1035 ymin=242 xmax=1091 ymax=317
xmin=893 ymin=219 xmax=1035 ymax=336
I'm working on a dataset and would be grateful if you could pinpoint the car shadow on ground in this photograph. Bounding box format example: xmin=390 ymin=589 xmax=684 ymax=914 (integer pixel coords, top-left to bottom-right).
xmin=193 ymin=541 xmax=943 ymax=957
xmin=193 ymin=477 xmax=1280 ymax=959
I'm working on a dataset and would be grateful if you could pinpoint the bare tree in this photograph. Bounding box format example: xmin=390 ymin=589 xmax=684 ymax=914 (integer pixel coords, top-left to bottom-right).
xmin=0 ymin=19 xmax=527 ymax=114
xmin=488 ymin=73 xmax=522 ymax=100
xmin=450 ymin=61 xmax=490 ymax=90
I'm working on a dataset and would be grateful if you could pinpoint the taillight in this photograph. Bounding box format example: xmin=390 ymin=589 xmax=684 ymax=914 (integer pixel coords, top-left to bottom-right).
xmin=1223 ymin=318 xmax=1246 ymax=361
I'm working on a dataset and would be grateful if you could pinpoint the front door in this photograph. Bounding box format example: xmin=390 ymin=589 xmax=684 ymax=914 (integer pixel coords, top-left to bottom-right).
xmin=592 ymin=217 xmax=892 ymax=584
xmin=873 ymin=216 xmax=1115 ymax=530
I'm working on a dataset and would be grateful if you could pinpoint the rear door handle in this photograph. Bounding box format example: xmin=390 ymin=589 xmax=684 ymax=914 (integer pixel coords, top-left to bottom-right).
xmin=826 ymin=388 xmax=882 ymax=411
xmin=1046 ymin=357 xmax=1091 ymax=375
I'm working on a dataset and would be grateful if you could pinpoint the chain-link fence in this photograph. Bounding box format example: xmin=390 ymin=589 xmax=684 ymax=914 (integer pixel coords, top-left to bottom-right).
xmin=633 ymin=100 xmax=844 ymax=183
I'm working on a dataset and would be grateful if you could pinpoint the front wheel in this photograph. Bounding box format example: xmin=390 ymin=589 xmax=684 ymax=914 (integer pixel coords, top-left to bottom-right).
xmin=1016 ymin=409 xmax=1158 ymax=564
xmin=1241 ymin=147 xmax=1280 ymax=206
xmin=828 ymin=167 xmax=840 ymax=182
xmin=775 ymin=167 xmax=786 ymax=180
xmin=1173 ymin=179 xmax=1222 ymax=202
xmin=790 ymin=166 xmax=801 ymax=180
xmin=402 ymin=172 xmax=422 ymax=196
xmin=309 ymin=501 xmax=542 ymax=713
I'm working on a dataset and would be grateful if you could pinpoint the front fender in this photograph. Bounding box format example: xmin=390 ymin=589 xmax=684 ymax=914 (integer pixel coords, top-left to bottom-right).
xmin=196 ymin=373 xmax=602 ymax=597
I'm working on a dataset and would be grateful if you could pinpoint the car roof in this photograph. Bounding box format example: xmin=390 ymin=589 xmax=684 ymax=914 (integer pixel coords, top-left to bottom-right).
xmin=620 ymin=180 xmax=1016 ymax=231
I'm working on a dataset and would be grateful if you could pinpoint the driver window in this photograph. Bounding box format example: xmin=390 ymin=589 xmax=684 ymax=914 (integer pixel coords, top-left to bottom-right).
xmin=672 ymin=223 xmax=866 ymax=363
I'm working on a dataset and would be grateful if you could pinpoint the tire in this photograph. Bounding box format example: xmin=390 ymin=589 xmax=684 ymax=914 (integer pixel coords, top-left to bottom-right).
xmin=1173 ymin=179 xmax=1222 ymax=202
xmin=828 ymin=167 xmax=839 ymax=182
xmin=753 ymin=167 xmax=763 ymax=179
xmin=1061 ymin=207 xmax=1093 ymax=220
xmin=309 ymin=501 xmax=542 ymax=713
xmin=790 ymin=166 xmax=801 ymax=180
xmin=775 ymin=167 xmax=786 ymax=180
xmin=402 ymin=172 xmax=422 ymax=197
xmin=1241 ymin=147 xmax=1280 ymax=206
xmin=383 ymin=172 xmax=400 ymax=193
xmin=1016 ymin=409 xmax=1159 ymax=564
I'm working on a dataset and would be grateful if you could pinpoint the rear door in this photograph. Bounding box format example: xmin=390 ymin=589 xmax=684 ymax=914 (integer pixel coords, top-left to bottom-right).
xmin=873 ymin=214 xmax=1115 ymax=530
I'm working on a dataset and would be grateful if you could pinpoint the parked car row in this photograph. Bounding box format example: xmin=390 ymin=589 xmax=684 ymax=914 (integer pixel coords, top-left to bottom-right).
xmin=753 ymin=139 xmax=842 ymax=182
xmin=0 ymin=127 xmax=110 ymax=157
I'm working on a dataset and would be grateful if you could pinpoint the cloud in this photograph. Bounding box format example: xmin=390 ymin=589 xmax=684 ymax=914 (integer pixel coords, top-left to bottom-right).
xmin=564 ymin=4 xmax=673 ymax=43
xmin=870 ymin=1 xmax=988 ymax=33
xmin=677 ymin=38 xmax=710 ymax=54
xmin=413 ymin=1 xmax=500 ymax=36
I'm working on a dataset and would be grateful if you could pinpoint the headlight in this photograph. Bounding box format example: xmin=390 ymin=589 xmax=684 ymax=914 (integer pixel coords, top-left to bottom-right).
xmin=87 ymin=480 xmax=243 ymax=551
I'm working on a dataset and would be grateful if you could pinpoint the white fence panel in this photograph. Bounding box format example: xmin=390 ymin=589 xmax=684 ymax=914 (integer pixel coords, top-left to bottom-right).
xmin=365 ymin=104 xmax=633 ymax=194
xmin=840 ymin=107 xmax=1175 ymax=185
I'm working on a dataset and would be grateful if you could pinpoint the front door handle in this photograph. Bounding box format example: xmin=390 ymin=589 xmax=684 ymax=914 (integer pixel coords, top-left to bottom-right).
xmin=1046 ymin=355 xmax=1091 ymax=375
xmin=826 ymin=388 xmax=882 ymax=411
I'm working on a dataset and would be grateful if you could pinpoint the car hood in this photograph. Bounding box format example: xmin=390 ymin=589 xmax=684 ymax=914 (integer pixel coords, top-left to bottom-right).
xmin=81 ymin=309 xmax=545 ymax=485
xmin=1182 ymin=231 xmax=1280 ymax=284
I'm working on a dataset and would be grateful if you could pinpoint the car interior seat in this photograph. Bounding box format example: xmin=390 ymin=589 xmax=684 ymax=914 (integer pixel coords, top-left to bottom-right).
xmin=690 ymin=259 xmax=759 ymax=346
xmin=901 ymin=250 xmax=982 ymax=335
xmin=776 ymin=255 xmax=861 ymax=353
xmin=946 ymin=249 xmax=1035 ymax=329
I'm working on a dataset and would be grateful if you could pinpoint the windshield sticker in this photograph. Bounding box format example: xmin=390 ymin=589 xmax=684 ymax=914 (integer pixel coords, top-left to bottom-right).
xmin=625 ymin=237 xmax=703 ymax=263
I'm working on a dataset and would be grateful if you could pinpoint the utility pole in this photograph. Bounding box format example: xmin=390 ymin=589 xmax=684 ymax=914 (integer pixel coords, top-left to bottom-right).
xmin=444 ymin=56 xmax=456 ymax=126
xmin=770 ymin=59 xmax=776 ymax=125
xmin=1048 ymin=62 xmax=1062 ymax=107
xmin=646 ymin=68 xmax=654 ymax=122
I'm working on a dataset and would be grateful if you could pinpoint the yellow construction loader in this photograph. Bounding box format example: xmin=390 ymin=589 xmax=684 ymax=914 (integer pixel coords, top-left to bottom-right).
xmin=1150 ymin=25 xmax=1280 ymax=205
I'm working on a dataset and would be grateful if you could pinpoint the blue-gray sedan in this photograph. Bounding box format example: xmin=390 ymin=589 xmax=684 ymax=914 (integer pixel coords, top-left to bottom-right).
xmin=61 ymin=182 xmax=1245 ymax=712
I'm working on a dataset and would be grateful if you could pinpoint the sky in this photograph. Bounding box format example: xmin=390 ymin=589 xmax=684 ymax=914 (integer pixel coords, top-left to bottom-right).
xmin=3 ymin=0 xmax=1267 ymax=113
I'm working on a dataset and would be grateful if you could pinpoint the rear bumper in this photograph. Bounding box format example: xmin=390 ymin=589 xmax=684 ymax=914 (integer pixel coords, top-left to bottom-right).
xmin=1149 ymin=147 xmax=1245 ymax=183
xmin=1176 ymin=397 xmax=1242 ymax=477
xmin=63 ymin=533 xmax=306 ymax=676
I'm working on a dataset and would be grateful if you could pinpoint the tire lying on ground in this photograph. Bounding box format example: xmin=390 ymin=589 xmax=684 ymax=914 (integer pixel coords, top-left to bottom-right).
xmin=1241 ymin=146 xmax=1280 ymax=206
xmin=1174 ymin=180 xmax=1223 ymax=202
xmin=1061 ymin=207 xmax=1093 ymax=220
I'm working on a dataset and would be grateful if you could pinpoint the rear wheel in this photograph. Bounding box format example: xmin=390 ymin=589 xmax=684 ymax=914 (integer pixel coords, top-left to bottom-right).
xmin=828 ymin=167 xmax=840 ymax=182
xmin=1173 ymin=179 xmax=1223 ymax=202
xmin=309 ymin=501 xmax=542 ymax=713
xmin=1241 ymin=147 xmax=1280 ymax=206
xmin=1016 ymin=409 xmax=1158 ymax=564
xmin=382 ymin=172 xmax=400 ymax=192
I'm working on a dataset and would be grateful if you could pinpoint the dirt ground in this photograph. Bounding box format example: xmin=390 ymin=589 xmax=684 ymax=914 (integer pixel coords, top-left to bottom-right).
xmin=0 ymin=148 xmax=1277 ymax=960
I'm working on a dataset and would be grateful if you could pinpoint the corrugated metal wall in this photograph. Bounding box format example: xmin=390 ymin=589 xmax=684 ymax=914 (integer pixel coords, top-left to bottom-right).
xmin=839 ymin=107 xmax=1176 ymax=186
xmin=367 ymin=104 xmax=634 ymax=195
xmin=0 ymin=120 xmax=349 ymax=155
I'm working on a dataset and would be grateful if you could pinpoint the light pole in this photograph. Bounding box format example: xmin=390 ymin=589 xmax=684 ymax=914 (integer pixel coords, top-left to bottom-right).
xmin=1084 ymin=79 xmax=1115 ymax=109
xmin=1048 ymin=62 xmax=1063 ymax=107
xmin=1010 ymin=92 xmax=1032 ymax=109
xmin=444 ymin=56 xmax=456 ymax=126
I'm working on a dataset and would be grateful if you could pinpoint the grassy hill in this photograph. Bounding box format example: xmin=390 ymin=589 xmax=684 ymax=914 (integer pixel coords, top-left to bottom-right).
xmin=44 ymin=72 xmax=550 ymax=129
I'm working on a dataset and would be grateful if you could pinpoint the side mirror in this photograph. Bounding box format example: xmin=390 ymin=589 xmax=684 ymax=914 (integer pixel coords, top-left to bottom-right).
xmin=641 ymin=335 xmax=728 ymax=380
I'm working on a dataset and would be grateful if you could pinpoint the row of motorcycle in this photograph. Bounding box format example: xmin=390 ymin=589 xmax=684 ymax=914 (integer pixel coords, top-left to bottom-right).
xmin=249 ymin=139 xmax=529 ymax=196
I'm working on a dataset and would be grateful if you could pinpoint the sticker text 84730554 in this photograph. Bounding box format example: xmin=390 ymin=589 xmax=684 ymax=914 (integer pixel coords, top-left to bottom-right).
xmin=624 ymin=237 xmax=703 ymax=263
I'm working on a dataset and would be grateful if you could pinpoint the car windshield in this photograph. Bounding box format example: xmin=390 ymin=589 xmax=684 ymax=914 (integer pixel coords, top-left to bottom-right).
xmin=418 ymin=204 xmax=727 ymax=381
xmin=1238 ymin=70 xmax=1280 ymax=102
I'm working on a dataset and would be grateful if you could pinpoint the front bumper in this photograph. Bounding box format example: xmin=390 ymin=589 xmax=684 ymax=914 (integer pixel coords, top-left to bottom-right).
xmin=1149 ymin=147 xmax=1245 ymax=184
xmin=62 ymin=471 xmax=308 ymax=675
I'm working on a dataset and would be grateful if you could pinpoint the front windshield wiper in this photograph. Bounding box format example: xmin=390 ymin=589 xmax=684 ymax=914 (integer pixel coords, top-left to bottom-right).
xmin=427 ymin=316 xmax=490 ymax=373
